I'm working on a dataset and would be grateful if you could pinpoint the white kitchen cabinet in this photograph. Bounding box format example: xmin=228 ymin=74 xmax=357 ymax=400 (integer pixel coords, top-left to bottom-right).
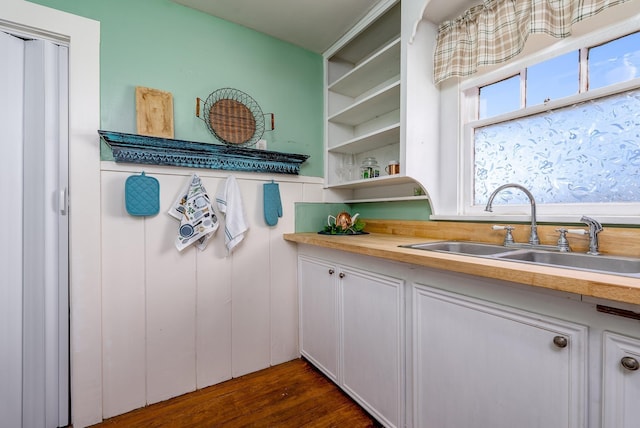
xmin=412 ymin=284 xmax=588 ymax=428
xmin=340 ymin=265 xmax=404 ymax=428
xmin=602 ymin=331 xmax=640 ymax=428
xmin=298 ymin=256 xmax=339 ymax=382
xmin=293 ymin=243 xmax=640 ymax=428
xmin=324 ymin=0 xmax=439 ymax=203
xmin=298 ymin=255 xmax=404 ymax=428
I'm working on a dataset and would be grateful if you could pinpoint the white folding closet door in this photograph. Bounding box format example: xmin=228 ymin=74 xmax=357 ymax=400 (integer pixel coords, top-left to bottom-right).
xmin=23 ymin=38 xmax=70 ymax=428
xmin=0 ymin=31 xmax=69 ymax=428
xmin=0 ymin=29 xmax=26 ymax=428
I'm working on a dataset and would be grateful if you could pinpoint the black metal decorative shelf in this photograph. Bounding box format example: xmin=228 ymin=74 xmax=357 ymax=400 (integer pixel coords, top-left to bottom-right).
xmin=99 ymin=130 xmax=309 ymax=175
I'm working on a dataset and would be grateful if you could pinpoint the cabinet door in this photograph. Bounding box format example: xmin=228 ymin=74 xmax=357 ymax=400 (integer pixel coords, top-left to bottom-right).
xmin=298 ymin=256 xmax=339 ymax=382
xmin=413 ymin=285 xmax=587 ymax=428
xmin=602 ymin=331 xmax=640 ymax=428
xmin=341 ymin=267 xmax=404 ymax=428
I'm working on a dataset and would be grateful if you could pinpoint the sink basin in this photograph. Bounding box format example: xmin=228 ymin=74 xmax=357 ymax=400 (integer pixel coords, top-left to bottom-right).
xmin=402 ymin=241 xmax=514 ymax=256
xmin=497 ymin=250 xmax=640 ymax=275
xmin=400 ymin=240 xmax=640 ymax=277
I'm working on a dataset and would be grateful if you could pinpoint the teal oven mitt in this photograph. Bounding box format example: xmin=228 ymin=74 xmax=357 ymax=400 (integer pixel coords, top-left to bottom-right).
xmin=125 ymin=171 xmax=160 ymax=216
xmin=263 ymin=181 xmax=282 ymax=226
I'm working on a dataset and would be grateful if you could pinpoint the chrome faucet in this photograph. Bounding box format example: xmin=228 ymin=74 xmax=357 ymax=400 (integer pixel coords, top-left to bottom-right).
xmin=580 ymin=215 xmax=603 ymax=255
xmin=485 ymin=183 xmax=540 ymax=245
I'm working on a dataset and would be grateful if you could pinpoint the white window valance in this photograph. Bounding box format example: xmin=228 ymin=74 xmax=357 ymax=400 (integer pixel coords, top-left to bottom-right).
xmin=433 ymin=0 xmax=631 ymax=84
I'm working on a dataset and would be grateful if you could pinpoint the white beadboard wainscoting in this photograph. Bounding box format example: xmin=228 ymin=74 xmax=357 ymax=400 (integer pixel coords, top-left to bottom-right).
xmin=100 ymin=162 xmax=324 ymax=419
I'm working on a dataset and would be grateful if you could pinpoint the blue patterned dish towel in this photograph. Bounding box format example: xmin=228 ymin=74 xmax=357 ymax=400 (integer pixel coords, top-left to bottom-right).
xmin=168 ymin=173 xmax=219 ymax=251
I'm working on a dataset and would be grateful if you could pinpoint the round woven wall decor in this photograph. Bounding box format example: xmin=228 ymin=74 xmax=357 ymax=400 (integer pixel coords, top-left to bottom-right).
xmin=201 ymin=88 xmax=265 ymax=147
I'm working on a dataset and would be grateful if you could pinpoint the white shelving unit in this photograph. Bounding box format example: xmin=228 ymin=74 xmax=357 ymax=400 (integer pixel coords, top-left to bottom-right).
xmin=323 ymin=0 xmax=440 ymax=204
xmin=325 ymin=1 xmax=402 ymax=198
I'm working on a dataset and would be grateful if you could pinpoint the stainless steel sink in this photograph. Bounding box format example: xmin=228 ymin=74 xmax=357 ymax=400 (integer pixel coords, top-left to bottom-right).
xmin=497 ymin=250 xmax=640 ymax=275
xmin=400 ymin=240 xmax=640 ymax=277
xmin=401 ymin=241 xmax=516 ymax=256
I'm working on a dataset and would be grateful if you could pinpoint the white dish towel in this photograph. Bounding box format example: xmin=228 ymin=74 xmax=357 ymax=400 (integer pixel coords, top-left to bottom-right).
xmin=168 ymin=173 xmax=219 ymax=251
xmin=216 ymin=175 xmax=249 ymax=253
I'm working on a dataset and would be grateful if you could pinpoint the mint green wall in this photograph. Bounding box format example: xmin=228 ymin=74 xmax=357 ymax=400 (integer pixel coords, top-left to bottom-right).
xmin=295 ymin=200 xmax=432 ymax=232
xmin=295 ymin=203 xmax=351 ymax=233
xmin=351 ymin=200 xmax=431 ymax=220
xmin=29 ymin=0 xmax=324 ymax=177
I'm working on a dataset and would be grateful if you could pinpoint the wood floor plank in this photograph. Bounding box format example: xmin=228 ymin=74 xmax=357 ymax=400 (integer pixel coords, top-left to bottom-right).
xmin=90 ymin=358 xmax=381 ymax=427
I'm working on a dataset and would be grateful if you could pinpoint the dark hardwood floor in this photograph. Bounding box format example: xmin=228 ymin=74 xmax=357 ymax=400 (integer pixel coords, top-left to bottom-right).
xmin=89 ymin=358 xmax=382 ymax=427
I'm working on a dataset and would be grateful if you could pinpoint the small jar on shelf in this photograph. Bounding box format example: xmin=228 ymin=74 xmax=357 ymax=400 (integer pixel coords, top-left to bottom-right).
xmin=360 ymin=157 xmax=380 ymax=179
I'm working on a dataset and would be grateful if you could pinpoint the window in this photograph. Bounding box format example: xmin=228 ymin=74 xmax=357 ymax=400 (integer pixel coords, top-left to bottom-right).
xmin=479 ymin=76 xmax=520 ymax=119
xmin=464 ymin=29 xmax=640 ymax=218
xmin=589 ymin=31 xmax=640 ymax=90
xmin=474 ymin=89 xmax=640 ymax=205
xmin=526 ymin=51 xmax=578 ymax=107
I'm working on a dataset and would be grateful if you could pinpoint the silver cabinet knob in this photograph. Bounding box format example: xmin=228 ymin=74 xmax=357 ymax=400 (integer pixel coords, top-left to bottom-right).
xmin=621 ymin=356 xmax=639 ymax=371
xmin=328 ymin=269 xmax=334 ymax=275
xmin=553 ymin=336 xmax=568 ymax=348
xmin=339 ymin=272 xmax=345 ymax=278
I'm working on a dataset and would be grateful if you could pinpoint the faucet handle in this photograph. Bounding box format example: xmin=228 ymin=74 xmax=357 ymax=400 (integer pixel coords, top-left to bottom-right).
xmin=555 ymin=228 xmax=571 ymax=252
xmin=492 ymin=225 xmax=515 ymax=245
xmin=567 ymin=229 xmax=588 ymax=235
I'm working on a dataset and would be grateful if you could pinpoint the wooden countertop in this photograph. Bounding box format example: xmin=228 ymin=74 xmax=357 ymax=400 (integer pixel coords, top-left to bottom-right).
xmin=283 ymin=232 xmax=640 ymax=306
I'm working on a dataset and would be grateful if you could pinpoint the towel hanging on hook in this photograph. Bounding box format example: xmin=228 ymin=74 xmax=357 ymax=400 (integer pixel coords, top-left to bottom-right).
xmin=168 ymin=173 xmax=219 ymax=251
xmin=216 ymin=175 xmax=249 ymax=253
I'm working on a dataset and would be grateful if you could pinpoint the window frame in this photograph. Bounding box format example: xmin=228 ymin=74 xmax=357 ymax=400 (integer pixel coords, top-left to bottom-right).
xmin=456 ymin=16 xmax=640 ymax=224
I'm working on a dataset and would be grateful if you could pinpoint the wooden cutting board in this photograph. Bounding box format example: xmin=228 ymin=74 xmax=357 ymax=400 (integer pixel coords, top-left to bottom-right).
xmin=136 ymin=86 xmax=174 ymax=138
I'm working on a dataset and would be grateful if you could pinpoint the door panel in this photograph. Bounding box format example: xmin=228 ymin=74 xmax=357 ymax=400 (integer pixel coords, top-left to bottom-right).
xmin=341 ymin=267 xmax=403 ymax=428
xmin=0 ymin=32 xmax=69 ymax=428
xmin=414 ymin=285 xmax=587 ymax=428
xmin=0 ymin=29 xmax=25 ymax=428
xmin=602 ymin=332 xmax=640 ymax=428
xmin=299 ymin=256 xmax=339 ymax=381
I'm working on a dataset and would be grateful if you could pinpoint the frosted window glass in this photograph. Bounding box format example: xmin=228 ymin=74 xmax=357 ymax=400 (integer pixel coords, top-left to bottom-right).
xmin=474 ymin=89 xmax=640 ymax=205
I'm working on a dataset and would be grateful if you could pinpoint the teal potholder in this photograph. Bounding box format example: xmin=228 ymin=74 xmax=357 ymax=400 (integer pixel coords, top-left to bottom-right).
xmin=263 ymin=181 xmax=282 ymax=226
xmin=125 ymin=172 xmax=160 ymax=216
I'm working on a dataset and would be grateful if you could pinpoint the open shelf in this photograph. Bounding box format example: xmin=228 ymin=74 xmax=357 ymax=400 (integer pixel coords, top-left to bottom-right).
xmin=98 ymin=130 xmax=309 ymax=175
xmin=329 ymin=3 xmax=401 ymax=67
xmin=328 ymin=82 xmax=400 ymax=126
xmin=328 ymin=123 xmax=400 ymax=154
xmin=329 ymin=38 xmax=401 ymax=98
xmin=327 ymin=174 xmax=414 ymax=189
xmin=334 ymin=175 xmax=428 ymax=204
